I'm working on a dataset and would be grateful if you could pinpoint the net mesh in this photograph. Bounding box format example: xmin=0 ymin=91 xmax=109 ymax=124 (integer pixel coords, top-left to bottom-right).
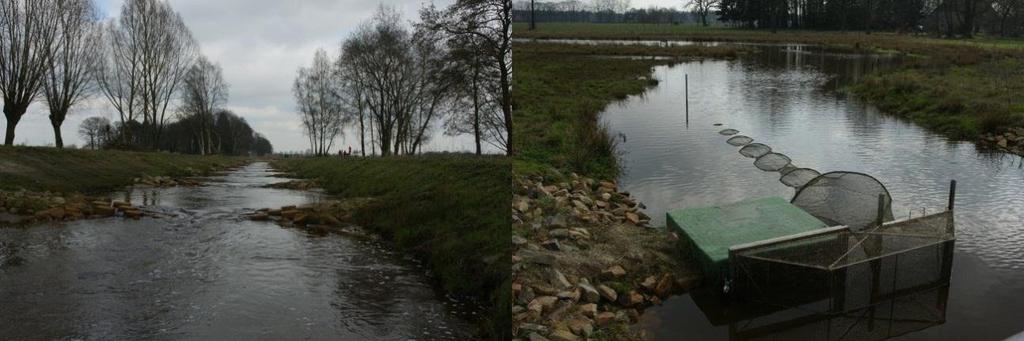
xmin=791 ymin=172 xmax=895 ymax=230
xmin=730 ymin=211 xmax=954 ymax=319
xmin=781 ymin=168 xmax=822 ymax=188
xmin=754 ymin=153 xmax=792 ymax=172
xmin=740 ymin=143 xmax=772 ymax=158
xmin=711 ymin=127 xmax=953 ymax=339
xmin=728 ymin=135 xmax=754 ymax=146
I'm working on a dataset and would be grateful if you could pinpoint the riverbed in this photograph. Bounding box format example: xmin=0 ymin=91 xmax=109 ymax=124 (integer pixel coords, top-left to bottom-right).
xmin=591 ymin=42 xmax=1024 ymax=339
xmin=0 ymin=162 xmax=474 ymax=340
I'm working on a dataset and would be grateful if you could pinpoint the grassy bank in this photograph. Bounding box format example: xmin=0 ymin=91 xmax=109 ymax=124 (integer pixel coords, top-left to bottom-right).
xmin=853 ymin=58 xmax=1024 ymax=138
xmin=514 ymin=42 xmax=750 ymax=179
xmin=0 ymin=146 xmax=245 ymax=193
xmin=515 ymin=23 xmax=1024 ymax=58
xmin=515 ymin=23 xmax=1024 ymax=153
xmin=271 ymin=155 xmax=511 ymax=339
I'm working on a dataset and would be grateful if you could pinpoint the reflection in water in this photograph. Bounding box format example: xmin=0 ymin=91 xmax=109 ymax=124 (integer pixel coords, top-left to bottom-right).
xmin=592 ymin=42 xmax=1024 ymax=339
xmin=0 ymin=163 xmax=472 ymax=340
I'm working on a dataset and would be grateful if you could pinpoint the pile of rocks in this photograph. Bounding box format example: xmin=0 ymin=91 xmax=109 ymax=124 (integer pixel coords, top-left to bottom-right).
xmin=133 ymin=175 xmax=200 ymax=188
xmin=0 ymin=190 xmax=149 ymax=226
xmin=512 ymin=174 xmax=698 ymax=341
xmin=514 ymin=173 xmax=651 ymax=228
xmin=982 ymin=127 xmax=1024 ymax=155
xmin=264 ymin=179 xmax=320 ymax=190
xmin=247 ymin=198 xmax=376 ymax=236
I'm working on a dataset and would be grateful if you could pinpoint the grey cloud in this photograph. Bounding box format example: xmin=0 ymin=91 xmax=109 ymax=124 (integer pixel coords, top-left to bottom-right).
xmin=7 ymin=0 xmax=472 ymax=153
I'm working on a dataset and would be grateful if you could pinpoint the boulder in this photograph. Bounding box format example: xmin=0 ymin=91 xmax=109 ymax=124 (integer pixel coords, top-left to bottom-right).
xmin=595 ymin=312 xmax=616 ymax=326
xmin=94 ymin=206 xmax=116 ymax=217
xmin=552 ymin=269 xmax=572 ymax=288
xmin=597 ymin=284 xmax=617 ymax=302
xmin=527 ymin=332 xmax=550 ymax=341
xmin=567 ymin=318 xmax=593 ymax=337
xmin=281 ymin=210 xmax=299 ymax=219
xmin=579 ymin=303 xmax=597 ymax=318
xmin=549 ymin=329 xmax=579 ymax=341
xmin=625 ymin=212 xmax=641 ymax=225
xmin=578 ymin=283 xmax=600 ymax=303
xmin=618 ymin=290 xmax=644 ymax=307
xmin=528 ymin=296 xmax=558 ymax=314
xmin=654 ymin=274 xmax=675 ymax=298
xmin=601 ymin=265 xmax=626 ymax=279
xmin=549 ymin=229 xmax=570 ymax=239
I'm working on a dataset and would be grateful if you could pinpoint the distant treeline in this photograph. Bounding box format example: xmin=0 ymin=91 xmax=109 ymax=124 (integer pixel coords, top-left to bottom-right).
xmin=513 ymin=1 xmax=708 ymax=24
xmin=515 ymin=0 xmax=1024 ymax=37
xmin=77 ymin=111 xmax=273 ymax=156
xmin=719 ymin=0 xmax=1024 ymax=37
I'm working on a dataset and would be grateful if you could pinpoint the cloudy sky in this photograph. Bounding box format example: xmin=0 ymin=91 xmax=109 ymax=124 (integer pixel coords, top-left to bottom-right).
xmin=6 ymin=0 xmax=485 ymax=153
xmin=631 ymin=0 xmax=682 ymax=9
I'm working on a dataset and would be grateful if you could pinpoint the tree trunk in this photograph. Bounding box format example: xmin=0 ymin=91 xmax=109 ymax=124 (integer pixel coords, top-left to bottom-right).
xmin=473 ymin=83 xmax=482 ymax=155
xmin=3 ymin=106 xmax=25 ymax=146
xmin=359 ymin=111 xmax=366 ymax=157
xmin=50 ymin=117 xmax=65 ymax=149
xmin=530 ymin=0 xmax=536 ymax=30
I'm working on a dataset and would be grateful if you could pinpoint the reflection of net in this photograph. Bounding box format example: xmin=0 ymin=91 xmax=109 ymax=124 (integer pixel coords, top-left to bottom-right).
xmin=720 ymin=129 xmax=740 ymax=136
xmin=727 ymin=135 xmax=754 ymax=146
xmin=792 ymin=172 xmax=895 ymax=230
xmin=739 ymin=143 xmax=771 ymax=158
xmin=754 ymin=153 xmax=792 ymax=172
xmin=781 ymin=168 xmax=821 ymax=188
xmin=730 ymin=211 xmax=954 ymax=324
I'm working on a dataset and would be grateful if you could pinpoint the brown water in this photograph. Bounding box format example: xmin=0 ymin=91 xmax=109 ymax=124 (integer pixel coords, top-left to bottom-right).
xmin=0 ymin=162 xmax=475 ymax=340
xmin=586 ymin=42 xmax=1024 ymax=340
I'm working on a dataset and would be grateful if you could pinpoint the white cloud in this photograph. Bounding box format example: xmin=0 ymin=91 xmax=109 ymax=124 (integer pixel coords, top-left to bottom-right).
xmin=4 ymin=0 xmax=467 ymax=153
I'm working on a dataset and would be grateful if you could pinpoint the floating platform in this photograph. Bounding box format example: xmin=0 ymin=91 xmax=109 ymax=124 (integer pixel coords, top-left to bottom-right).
xmin=667 ymin=197 xmax=828 ymax=283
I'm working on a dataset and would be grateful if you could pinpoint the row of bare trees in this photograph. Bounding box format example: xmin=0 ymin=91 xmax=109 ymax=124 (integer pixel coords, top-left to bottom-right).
xmin=716 ymin=0 xmax=1024 ymax=37
xmin=294 ymin=0 xmax=512 ymax=157
xmin=1 ymin=0 xmax=271 ymax=154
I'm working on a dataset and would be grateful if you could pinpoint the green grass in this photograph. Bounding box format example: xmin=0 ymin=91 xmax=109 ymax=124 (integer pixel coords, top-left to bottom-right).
xmin=852 ymin=58 xmax=1024 ymax=138
xmin=0 ymin=146 xmax=245 ymax=193
xmin=514 ymin=42 xmax=753 ymax=179
xmin=271 ymin=155 xmax=511 ymax=340
xmin=515 ymin=23 xmax=1024 ymax=51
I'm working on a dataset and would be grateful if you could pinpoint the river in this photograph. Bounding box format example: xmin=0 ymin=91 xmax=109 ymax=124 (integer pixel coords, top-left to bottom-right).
xmin=587 ymin=43 xmax=1024 ymax=340
xmin=0 ymin=162 xmax=474 ymax=340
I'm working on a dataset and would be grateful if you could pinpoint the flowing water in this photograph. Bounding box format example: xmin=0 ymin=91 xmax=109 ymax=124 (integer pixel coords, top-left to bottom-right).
xmin=0 ymin=163 xmax=474 ymax=340
xmin=586 ymin=43 xmax=1024 ymax=339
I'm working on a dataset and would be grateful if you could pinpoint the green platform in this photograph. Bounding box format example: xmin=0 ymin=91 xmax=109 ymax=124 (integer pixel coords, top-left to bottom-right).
xmin=667 ymin=197 xmax=827 ymax=283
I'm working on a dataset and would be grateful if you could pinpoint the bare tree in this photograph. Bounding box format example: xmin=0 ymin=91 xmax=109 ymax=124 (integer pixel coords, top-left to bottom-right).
xmin=684 ymin=0 xmax=719 ymax=26
xmin=180 ymin=55 xmax=227 ymax=155
xmin=342 ymin=7 xmax=417 ymax=156
xmin=78 ymin=116 xmax=110 ymax=149
xmin=444 ymin=32 xmax=506 ymax=154
xmin=294 ymin=48 xmax=346 ymax=156
xmin=96 ymin=0 xmax=197 ymax=149
xmin=0 ymin=0 xmax=62 ymax=146
xmin=422 ymin=0 xmax=513 ymax=155
xmin=95 ymin=20 xmax=140 ymax=146
xmin=44 ymin=0 xmax=101 ymax=149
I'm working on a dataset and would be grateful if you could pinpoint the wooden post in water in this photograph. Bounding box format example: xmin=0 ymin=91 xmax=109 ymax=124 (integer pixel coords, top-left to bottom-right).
xmin=876 ymin=193 xmax=886 ymax=226
xmin=685 ymin=74 xmax=690 ymax=126
xmin=947 ymin=180 xmax=957 ymax=211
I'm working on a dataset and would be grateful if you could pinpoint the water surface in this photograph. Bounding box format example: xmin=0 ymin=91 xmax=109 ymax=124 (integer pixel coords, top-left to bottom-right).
xmin=591 ymin=42 xmax=1024 ymax=340
xmin=0 ymin=162 xmax=473 ymax=340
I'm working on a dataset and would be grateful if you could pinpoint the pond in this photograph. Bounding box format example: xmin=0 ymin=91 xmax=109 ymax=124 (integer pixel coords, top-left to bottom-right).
xmin=0 ymin=162 xmax=474 ymax=340
xmin=593 ymin=42 xmax=1024 ymax=340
